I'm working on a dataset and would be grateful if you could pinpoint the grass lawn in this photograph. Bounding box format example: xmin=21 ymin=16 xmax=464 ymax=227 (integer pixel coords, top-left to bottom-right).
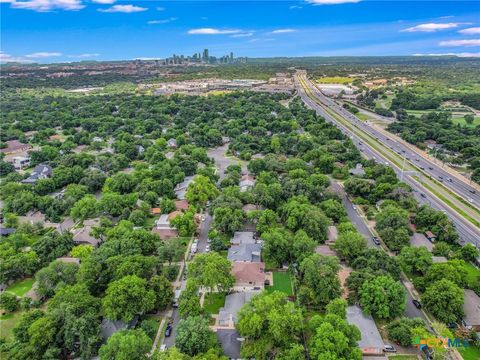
xmin=356 ymin=112 xmax=373 ymax=121
xmin=462 ymin=262 xmax=480 ymax=288
xmin=203 ymin=292 xmax=226 ymax=314
xmin=0 ymin=311 xmax=22 ymax=340
xmin=452 ymin=116 xmax=480 ymax=128
xmin=266 ymin=271 xmax=293 ymax=296
xmin=6 ymin=278 xmax=34 ymax=297
xmin=459 ymin=345 xmax=480 ymax=360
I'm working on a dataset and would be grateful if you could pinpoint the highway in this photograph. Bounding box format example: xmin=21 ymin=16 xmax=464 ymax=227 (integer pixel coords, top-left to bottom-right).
xmin=296 ymin=72 xmax=480 ymax=247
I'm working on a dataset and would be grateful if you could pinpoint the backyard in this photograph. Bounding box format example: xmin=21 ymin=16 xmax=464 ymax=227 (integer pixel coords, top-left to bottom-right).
xmin=266 ymin=271 xmax=294 ymax=296
xmin=203 ymin=292 xmax=226 ymax=314
xmin=5 ymin=278 xmax=34 ymax=297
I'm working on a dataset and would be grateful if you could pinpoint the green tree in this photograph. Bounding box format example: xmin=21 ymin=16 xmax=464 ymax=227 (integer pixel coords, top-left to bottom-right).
xmin=422 ymin=279 xmax=464 ymax=323
xmin=334 ymin=231 xmax=367 ymax=261
xmin=102 ymin=275 xmax=156 ymax=322
xmin=212 ymin=207 xmax=245 ymax=235
xmin=99 ymin=329 xmax=152 ymax=360
xmin=399 ymin=246 xmax=432 ymax=275
xmin=36 ymin=260 xmax=79 ymax=297
xmin=326 ymin=298 xmax=348 ymax=319
xmin=308 ymin=313 xmax=362 ymax=360
xmin=237 ymin=291 xmax=303 ymax=360
xmin=186 ymin=175 xmax=219 ymax=209
xmin=176 ymin=316 xmax=216 ymax=356
xmin=149 ymin=275 xmax=173 ymax=311
xmin=464 ymin=113 xmax=474 ymax=125
xmin=387 ymin=317 xmax=426 ymax=347
xmin=359 ymin=275 xmax=406 ymax=319
xmin=298 ymin=254 xmax=341 ymax=309
xmin=70 ymin=244 xmax=94 ymax=260
xmin=170 ymin=209 xmax=197 ymax=237
xmin=320 ymin=199 xmax=347 ymax=223
xmin=188 ymin=253 xmax=234 ymax=303
xmin=0 ymin=292 xmax=18 ymax=312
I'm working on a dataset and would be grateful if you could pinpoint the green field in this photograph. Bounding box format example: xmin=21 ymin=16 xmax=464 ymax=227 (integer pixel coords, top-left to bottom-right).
xmin=317 ymin=77 xmax=355 ymax=84
xmin=356 ymin=112 xmax=373 ymax=121
xmin=203 ymin=292 xmax=226 ymax=314
xmin=451 ymin=116 xmax=480 ymax=127
xmin=0 ymin=311 xmax=22 ymax=340
xmin=266 ymin=271 xmax=294 ymax=296
xmin=6 ymin=278 xmax=34 ymax=297
xmin=462 ymin=262 xmax=480 ymax=288
xmin=459 ymin=345 xmax=480 ymax=360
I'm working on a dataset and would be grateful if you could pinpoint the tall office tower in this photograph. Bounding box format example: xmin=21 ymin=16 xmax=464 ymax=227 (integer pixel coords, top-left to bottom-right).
xmin=203 ymin=48 xmax=209 ymax=62
xmin=230 ymin=52 xmax=233 ymax=62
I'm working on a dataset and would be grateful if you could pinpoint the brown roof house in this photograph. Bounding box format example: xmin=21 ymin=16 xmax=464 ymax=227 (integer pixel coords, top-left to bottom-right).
xmin=152 ymin=211 xmax=180 ymax=240
xmin=239 ymin=174 xmax=256 ymax=192
xmin=175 ymin=199 xmax=189 ymax=211
xmin=232 ymin=262 xmax=266 ymax=291
xmin=72 ymin=218 xmax=102 ymax=247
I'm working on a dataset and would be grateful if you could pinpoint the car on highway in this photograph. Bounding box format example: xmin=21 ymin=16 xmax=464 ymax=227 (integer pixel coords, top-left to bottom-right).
xmin=352 ymin=205 xmax=357 ymax=210
xmin=383 ymin=345 xmax=397 ymax=353
xmin=438 ymin=176 xmax=443 ymax=179
xmin=420 ymin=193 xmax=427 ymax=198
xmin=447 ymin=178 xmax=452 ymax=182
xmin=428 ymin=166 xmax=433 ymax=170
xmin=412 ymin=299 xmax=422 ymax=309
xmin=420 ymin=166 xmax=425 ymax=170
xmin=469 ymin=189 xmax=476 ymax=194
xmin=372 ymin=236 xmax=381 ymax=245
xmin=165 ymin=325 xmax=172 ymax=337
xmin=468 ymin=198 xmax=475 ymax=203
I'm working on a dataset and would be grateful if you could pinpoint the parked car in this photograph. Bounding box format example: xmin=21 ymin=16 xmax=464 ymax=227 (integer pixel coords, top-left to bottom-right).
xmin=372 ymin=236 xmax=380 ymax=246
xmin=446 ymin=322 xmax=458 ymax=329
xmin=412 ymin=299 xmax=422 ymax=309
xmin=160 ymin=344 xmax=167 ymax=352
xmin=383 ymin=345 xmax=397 ymax=353
xmin=420 ymin=193 xmax=427 ymax=198
xmin=205 ymin=245 xmax=210 ymax=253
xmin=165 ymin=325 xmax=172 ymax=337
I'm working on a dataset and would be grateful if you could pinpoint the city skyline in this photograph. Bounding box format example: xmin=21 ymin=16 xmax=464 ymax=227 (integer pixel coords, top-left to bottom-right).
xmin=1 ymin=0 xmax=479 ymax=63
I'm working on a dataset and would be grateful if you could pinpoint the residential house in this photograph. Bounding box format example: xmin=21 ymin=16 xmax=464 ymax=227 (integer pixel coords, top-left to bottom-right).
xmin=242 ymin=204 xmax=261 ymax=213
xmin=12 ymin=156 xmax=31 ymax=170
xmin=150 ymin=207 xmax=162 ymax=215
xmin=424 ymin=231 xmax=436 ymax=242
xmin=218 ymin=291 xmax=261 ymax=328
xmin=227 ymin=243 xmax=261 ymax=262
xmin=167 ymin=138 xmax=177 ymax=148
xmin=21 ymin=164 xmax=53 ymax=185
xmin=101 ymin=316 xmax=139 ymax=340
xmin=174 ymin=176 xmax=194 ymax=200
xmin=232 ymin=262 xmax=266 ymax=291
xmin=326 ymin=226 xmax=338 ymax=244
xmin=410 ymin=233 xmax=433 ymax=251
xmin=175 ymin=199 xmax=189 ymax=211
xmin=349 ymin=163 xmax=365 ymax=176
xmin=216 ymin=329 xmax=241 ymax=360
xmin=346 ymin=305 xmax=384 ymax=355
xmin=463 ymin=290 xmax=480 ymax=331
xmin=152 ymin=211 xmax=180 ymax=240
xmin=230 ymin=231 xmax=257 ymax=245
xmin=72 ymin=218 xmax=102 ymax=247
xmin=239 ymin=174 xmax=255 ymax=192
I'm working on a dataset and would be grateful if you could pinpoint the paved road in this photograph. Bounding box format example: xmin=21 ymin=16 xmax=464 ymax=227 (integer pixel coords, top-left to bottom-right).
xmin=331 ymin=182 xmax=426 ymax=320
xmin=297 ymin=73 xmax=480 ymax=247
xmin=207 ymin=144 xmax=247 ymax=180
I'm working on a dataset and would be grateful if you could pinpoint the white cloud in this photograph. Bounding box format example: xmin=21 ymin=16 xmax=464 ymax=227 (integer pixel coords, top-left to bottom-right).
xmin=156 ymin=6 xmax=164 ymax=11
xmin=25 ymin=52 xmax=62 ymax=58
xmin=439 ymin=39 xmax=480 ymax=47
xmin=0 ymin=51 xmax=34 ymax=63
xmin=10 ymin=0 xmax=84 ymax=12
xmin=307 ymin=0 xmax=361 ymax=5
xmin=289 ymin=5 xmax=302 ymax=9
xmin=187 ymin=28 xmax=242 ymax=35
xmin=268 ymin=28 xmax=297 ymax=34
xmin=92 ymin=0 xmax=115 ymax=4
xmin=231 ymin=32 xmax=254 ymax=38
xmin=459 ymin=27 xmax=480 ymax=35
xmin=402 ymin=22 xmax=461 ymax=32
xmin=98 ymin=4 xmax=147 ymax=13
xmin=413 ymin=52 xmax=480 ymax=58
xmin=147 ymin=17 xmax=177 ymax=24
xmin=68 ymin=53 xmax=100 ymax=58
xmin=248 ymin=38 xmax=275 ymax=43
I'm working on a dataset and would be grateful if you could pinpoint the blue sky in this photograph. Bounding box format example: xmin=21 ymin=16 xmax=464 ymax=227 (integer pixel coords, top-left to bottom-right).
xmin=1 ymin=0 xmax=479 ymax=63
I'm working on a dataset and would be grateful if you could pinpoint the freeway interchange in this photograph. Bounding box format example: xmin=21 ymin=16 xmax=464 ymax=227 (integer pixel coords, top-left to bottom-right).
xmin=295 ymin=71 xmax=480 ymax=247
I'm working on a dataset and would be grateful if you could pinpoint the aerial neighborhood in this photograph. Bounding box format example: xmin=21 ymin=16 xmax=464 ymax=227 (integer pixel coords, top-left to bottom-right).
xmin=1 ymin=3 xmax=480 ymax=358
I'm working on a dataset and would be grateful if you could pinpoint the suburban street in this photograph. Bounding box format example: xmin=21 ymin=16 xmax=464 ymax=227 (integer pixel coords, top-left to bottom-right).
xmin=331 ymin=182 xmax=426 ymax=321
xmin=296 ymin=72 xmax=480 ymax=247
xmin=163 ymin=146 xmax=229 ymax=348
